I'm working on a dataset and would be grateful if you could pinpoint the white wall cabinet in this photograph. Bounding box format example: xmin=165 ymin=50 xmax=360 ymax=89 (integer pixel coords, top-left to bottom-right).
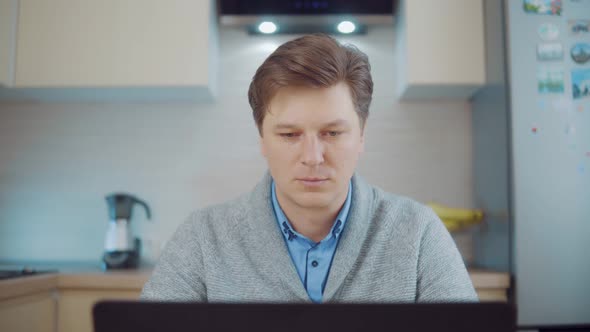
xmin=5 ymin=0 xmax=218 ymax=101
xmin=395 ymin=0 xmax=486 ymax=100
xmin=0 ymin=0 xmax=18 ymax=87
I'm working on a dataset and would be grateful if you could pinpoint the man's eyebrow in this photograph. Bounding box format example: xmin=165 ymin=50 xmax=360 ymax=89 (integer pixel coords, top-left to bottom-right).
xmin=272 ymin=119 xmax=350 ymax=130
xmin=322 ymin=119 xmax=349 ymax=127
xmin=273 ymin=123 xmax=299 ymax=130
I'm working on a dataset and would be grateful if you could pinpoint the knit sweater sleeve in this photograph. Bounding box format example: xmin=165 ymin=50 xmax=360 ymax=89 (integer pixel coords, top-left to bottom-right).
xmin=140 ymin=212 xmax=207 ymax=301
xmin=415 ymin=207 xmax=479 ymax=302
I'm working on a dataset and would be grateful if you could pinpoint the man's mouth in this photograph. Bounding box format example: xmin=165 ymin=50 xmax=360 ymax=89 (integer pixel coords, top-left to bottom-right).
xmin=296 ymin=178 xmax=329 ymax=187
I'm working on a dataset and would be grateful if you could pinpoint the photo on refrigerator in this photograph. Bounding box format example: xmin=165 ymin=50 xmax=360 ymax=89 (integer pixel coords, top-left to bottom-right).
xmin=523 ymin=0 xmax=562 ymax=15
xmin=572 ymin=68 xmax=590 ymax=99
xmin=570 ymin=43 xmax=590 ymax=64
xmin=537 ymin=68 xmax=565 ymax=94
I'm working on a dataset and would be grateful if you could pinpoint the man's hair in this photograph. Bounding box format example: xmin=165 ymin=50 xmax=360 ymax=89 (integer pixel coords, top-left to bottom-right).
xmin=248 ymin=33 xmax=373 ymax=136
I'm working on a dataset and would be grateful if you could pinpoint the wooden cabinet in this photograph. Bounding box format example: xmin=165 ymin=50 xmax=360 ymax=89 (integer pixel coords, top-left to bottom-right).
xmin=55 ymin=272 xmax=148 ymax=332
xmin=0 ymin=269 xmax=508 ymax=332
xmin=394 ymin=0 xmax=486 ymax=100
xmin=6 ymin=0 xmax=218 ymax=101
xmin=470 ymin=269 xmax=510 ymax=302
xmin=0 ymin=291 xmax=57 ymax=332
xmin=58 ymin=289 xmax=140 ymax=332
xmin=0 ymin=0 xmax=18 ymax=87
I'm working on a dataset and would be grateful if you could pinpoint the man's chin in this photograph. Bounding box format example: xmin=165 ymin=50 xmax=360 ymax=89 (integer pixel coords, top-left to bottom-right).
xmin=291 ymin=192 xmax=334 ymax=209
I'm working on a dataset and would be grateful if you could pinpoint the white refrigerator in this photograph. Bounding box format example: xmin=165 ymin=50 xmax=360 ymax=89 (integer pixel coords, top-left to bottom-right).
xmin=472 ymin=0 xmax=590 ymax=330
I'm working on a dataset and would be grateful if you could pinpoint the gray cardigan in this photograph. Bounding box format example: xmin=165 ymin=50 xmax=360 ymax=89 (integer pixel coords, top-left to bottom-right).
xmin=141 ymin=172 xmax=478 ymax=303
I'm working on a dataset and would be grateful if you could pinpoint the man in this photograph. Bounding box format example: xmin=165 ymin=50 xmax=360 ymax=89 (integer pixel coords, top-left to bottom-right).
xmin=141 ymin=34 xmax=478 ymax=303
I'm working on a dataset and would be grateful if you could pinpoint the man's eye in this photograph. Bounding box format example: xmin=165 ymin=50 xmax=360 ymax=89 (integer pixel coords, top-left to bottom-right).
xmin=325 ymin=131 xmax=341 ymax=137
xmin=279 ymin=133 xmax=298 ymax=138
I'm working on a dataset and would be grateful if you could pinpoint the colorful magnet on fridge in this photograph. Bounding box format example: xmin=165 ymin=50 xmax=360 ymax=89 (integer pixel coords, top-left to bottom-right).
xmin=538 ymin=68 xmax=564 ymax=94
xmin=568 ymin=19 xmax=590 ymax=37
xmin=538 ymin=23 xmax=560 ymax=40
xmin=524 ymin=0 xmax=562 ymax=16
xmin=570 ymin=43 xmax=590 ymax=64
xmin=537 ymin=43 xmax=564 ymax=61
xmin=572 ymin=68 xmax=590 ymax=100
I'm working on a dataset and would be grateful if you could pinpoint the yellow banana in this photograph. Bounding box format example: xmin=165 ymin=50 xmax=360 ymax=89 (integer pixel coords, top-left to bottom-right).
xmin=427 ymin=203 xmax=484 ymax=232
xmin=441 ymin=219 xmax=462 ymax=232
xmin=440 ymin=218 xmax=481 ymax=231
xmin=427 ymin=203 xmax=483 ymax=222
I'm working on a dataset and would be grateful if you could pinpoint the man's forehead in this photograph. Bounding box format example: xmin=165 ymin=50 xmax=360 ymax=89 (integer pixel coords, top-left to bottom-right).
xmin=270 ymin=82 xmax=353 ymax=105
xmin=263 ymin=82 xmax=358 ymax=130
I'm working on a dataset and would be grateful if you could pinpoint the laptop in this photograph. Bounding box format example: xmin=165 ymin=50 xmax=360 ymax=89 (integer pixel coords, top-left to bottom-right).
xmin=93 ymin=301 xmax=516 ymax=332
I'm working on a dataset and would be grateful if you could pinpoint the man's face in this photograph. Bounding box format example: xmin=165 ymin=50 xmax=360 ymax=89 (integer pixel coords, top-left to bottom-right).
xmin=260 ymin=81 xmax=365 ymax=210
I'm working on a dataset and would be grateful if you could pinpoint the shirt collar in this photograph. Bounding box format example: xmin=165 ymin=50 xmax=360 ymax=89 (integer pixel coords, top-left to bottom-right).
xmin=271 ymin=179 xmax=352 ymax=243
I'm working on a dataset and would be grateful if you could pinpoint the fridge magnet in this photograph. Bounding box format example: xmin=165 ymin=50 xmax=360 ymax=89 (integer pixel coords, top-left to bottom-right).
xmin=570 ymin=43 xmax=590 ymax=64
xmin=572 ymin=68 xmax=590 ymax=99
xmin=578 ymin=163 xmax=585 ymax=174
xmin=531 ymin=124 xmax=539 ymax=134
xmin=538 ymin=99 xmax=548 ymax=110
xmin=537 ymin=43 xmax=564 ymax=61
xmin=585 ymin=151 xmax=590 ymax=158
xmin=551 ymin=97 xmax=572 ymax=111
xmin=538 ymin=68 xmax=565 ymax=94
xmin=538 ymin=23 xmax=560 ymax=40
xmin=578 ymin=104 xmax=584 ymax=112
xmin=568 ymin=20 xmax=589 ymax=36
xmin=564 ymin=124 xmax=576 ymax=135
xmin=524 ymin=0 xmax=562 ymax=15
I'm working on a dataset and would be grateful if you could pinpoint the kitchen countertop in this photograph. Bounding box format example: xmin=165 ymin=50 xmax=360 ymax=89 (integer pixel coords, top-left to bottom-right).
xmin=0 ymin=269 xmax=151 ymax=301
xmin=0 ymin=267 xmax=510 ymax=302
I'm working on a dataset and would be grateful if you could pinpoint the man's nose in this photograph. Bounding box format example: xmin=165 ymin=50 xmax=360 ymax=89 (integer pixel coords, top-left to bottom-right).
xmin=301 ymin=135 xmax=324 ymax=166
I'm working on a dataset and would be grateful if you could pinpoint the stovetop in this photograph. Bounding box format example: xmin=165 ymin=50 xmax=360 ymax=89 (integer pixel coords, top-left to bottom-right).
xmin=0 ymin=268 xmax=58 ymax=280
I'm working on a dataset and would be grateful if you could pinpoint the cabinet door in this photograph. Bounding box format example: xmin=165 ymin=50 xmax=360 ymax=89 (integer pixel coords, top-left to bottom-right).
xmin=58 ymin=289 xmax=140 ymax=332
xmin=0 ymin=0 xmax=18 ymax=86
xmin=476 ymin=289 xmax=507 ymax=302
xmin=16 ymin=0 xmax=212 ymax=87
xmin=0 ymin=291 xmax=57 ymax=332
xmin=395 ymin=0 xmax=485 ymax=99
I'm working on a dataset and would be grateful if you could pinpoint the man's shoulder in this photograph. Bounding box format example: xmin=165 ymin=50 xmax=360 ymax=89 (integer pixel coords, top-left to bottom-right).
xmin=364 ymin=181 xmax=440 ymax=236
xmin=362 ymin=182 xmax=451 ymax=258
xmin=183 ymin=191 xmax=253 ymax=232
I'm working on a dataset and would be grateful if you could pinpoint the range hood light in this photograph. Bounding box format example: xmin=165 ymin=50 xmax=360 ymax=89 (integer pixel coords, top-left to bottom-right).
xmin=337 ymin=21 xmax=356 ymax=34
xmin=258 ymin=21 xmax=278 ymax=34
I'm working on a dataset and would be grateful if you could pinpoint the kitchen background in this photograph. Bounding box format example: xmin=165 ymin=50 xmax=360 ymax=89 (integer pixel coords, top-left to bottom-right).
xmin=0 ymin=21 xmax=476 ymax=265
xmin=2 ymin=0 xmax=589 ymax=331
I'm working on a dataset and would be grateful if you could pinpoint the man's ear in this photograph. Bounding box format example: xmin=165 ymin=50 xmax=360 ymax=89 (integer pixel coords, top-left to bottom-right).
xmin=259 ymin=135 xmax=267 ymax=158
xmin=359 ymin=125 xmax=366 ymax=153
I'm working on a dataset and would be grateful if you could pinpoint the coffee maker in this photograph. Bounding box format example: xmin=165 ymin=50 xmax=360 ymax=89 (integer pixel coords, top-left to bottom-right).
xmin=103 ymin=193 xmax=151 ymax=269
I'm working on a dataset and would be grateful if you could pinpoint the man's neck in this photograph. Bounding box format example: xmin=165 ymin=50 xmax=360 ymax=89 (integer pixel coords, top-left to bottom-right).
xmin=276 ymin=186 xmax=348 ymax=243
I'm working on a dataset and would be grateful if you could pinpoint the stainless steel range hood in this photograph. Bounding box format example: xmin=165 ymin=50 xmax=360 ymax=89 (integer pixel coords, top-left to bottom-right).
xmin=219 ymin=0 xmax=396 ymax=33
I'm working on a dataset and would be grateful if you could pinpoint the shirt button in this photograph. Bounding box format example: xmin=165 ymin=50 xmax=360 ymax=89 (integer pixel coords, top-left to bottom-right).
xmin=311 ymin=260 xmax=319 ymax=267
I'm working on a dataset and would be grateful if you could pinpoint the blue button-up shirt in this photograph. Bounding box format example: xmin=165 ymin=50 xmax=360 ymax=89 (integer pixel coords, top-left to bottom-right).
xmin=271 ymin=180 xmax=352 ymax=303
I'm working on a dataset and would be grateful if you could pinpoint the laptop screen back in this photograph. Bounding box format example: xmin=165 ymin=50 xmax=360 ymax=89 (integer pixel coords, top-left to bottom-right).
xmin=93 ymin=301 xmax=516 ymax=332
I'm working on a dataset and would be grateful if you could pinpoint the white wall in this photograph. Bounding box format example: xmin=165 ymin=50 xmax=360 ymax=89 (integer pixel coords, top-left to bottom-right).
xmin=0 ymin=27 xmax=474 ymax=264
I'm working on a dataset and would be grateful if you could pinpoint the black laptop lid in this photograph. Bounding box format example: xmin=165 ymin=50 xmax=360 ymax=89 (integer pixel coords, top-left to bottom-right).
xmin=93 ymin=301 xmax=516 ymax=332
